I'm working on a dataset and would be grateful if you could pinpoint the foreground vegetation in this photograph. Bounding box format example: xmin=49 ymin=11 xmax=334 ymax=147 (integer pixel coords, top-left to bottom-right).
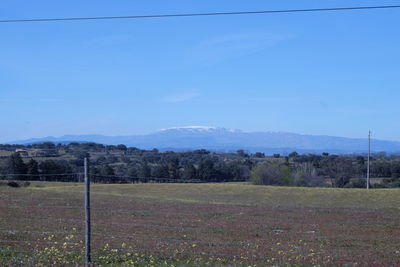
xmin=1 ymin=182 xmax=400 ymax=266
xmin=1 ymin=142 xmax=400 ymax=187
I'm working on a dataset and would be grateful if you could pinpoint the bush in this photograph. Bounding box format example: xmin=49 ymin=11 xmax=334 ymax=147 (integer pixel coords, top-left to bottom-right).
xmin=383 ymin=179 xmax=400 ymax=188
xmin=292 ymin=163 xmax=322 ymax=187
xmin=345 ymin=178 xmax=367 ymax=188
xmin=251 ymin=163 xmax=291 ymax=186
xmin=7 ymin=181 xmax=20 ymax=188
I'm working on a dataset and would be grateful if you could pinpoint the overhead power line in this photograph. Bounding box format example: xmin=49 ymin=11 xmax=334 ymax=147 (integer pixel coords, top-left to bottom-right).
xmin=2 ymin=173 xmax=81 ymax=177
xmin=0 ymin=5 xmax=399 ymax=24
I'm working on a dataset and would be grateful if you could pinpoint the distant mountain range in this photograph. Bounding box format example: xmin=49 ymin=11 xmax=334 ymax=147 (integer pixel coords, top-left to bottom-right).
xmin=7 ymin=126 xmax=400 ymax=154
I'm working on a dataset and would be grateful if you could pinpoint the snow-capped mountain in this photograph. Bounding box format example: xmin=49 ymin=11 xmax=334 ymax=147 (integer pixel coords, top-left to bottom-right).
xmin=160 ymin=126 xmax=219 ymax=131
xmin=7 ymin=126 xmax=400 ymax=154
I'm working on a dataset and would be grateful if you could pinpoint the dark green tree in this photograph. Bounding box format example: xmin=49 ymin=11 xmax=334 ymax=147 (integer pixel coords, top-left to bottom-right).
xmin=7 ymin=153 xmax=27 ymax=179
xmin=198 ymin=160 xmax=216 ymax=181
xmin=152 ymin=164 xmax=169 ymax=178
xmin=236 ymin=149 xmax=248 ymax=157
xmin=168 ymin=162 xmax=179 ymax=179
xmin=104 ymin=165 xmax=115 ymax=176
xmin=183 ymin=164 xmax=197 ymax=179
xmin=39 ymin=160 xmax=73 ymax=182
xmin=138 ymin=162 xmax=151 ymax=178
xmin=26 ymin=159 xmax=39 ymax=180
xmin=117 ymin=144 xmax=127 ymax=152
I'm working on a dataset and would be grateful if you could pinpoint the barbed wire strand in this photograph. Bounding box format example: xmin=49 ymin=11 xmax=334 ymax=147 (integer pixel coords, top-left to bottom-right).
xmin=1 ymin=173 xmax=82 ymax=177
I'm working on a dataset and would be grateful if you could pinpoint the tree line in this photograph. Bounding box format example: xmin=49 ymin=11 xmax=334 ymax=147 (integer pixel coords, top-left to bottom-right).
xmin=1 ymin=142 xmax=400 ymax=188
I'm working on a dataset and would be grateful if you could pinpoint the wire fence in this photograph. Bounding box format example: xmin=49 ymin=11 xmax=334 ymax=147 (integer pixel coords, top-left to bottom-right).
xmin=0 ymin=171 xmax=256 ymax=265
xmin=1 ymin=172 xmax=247 ymax=183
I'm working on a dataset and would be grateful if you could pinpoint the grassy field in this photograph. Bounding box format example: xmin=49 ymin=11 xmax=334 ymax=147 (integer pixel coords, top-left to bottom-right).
xmin=1 ymin=182 xmax=400 ymax=266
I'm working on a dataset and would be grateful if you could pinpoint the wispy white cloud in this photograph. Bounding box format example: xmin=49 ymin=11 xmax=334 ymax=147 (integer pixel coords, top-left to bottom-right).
xmin=162 ymin=92 xmax=200 ymax=103
xmin=186 ymin=32 xmax=294 ymax=64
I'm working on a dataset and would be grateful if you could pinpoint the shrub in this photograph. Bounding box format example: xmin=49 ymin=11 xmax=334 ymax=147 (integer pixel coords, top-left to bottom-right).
xmin=344 ymin=179 xmax=366 ymax=188
xmin=7 ymin=181 xmax=20 ymax=188
xmin=251 ymin=163 xmax=291 ymax=186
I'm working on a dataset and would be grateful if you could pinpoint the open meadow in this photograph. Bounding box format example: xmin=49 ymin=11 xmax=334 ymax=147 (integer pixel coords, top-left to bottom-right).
xmin=1 ymin=182 xmax=400 ymax=266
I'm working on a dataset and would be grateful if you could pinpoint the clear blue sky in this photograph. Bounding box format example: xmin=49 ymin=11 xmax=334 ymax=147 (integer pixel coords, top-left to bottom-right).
xmin=1 ymin=0 xmax=399 ymax=142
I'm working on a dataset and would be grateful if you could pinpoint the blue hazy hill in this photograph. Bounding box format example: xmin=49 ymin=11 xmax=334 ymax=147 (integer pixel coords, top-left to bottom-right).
xmin=8 ymin=126 xmax=400 ymax=154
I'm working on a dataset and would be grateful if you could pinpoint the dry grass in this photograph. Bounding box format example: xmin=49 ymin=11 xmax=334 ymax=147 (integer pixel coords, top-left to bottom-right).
xmin=30 ymin=182 xmax=400 ymax=209
xmin=1 ymin=182 xmax=400 ymax=266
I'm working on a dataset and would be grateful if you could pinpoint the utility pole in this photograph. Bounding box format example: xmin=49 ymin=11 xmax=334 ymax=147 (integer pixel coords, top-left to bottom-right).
xmin=84 ymin=157 xmax=91 ymax=266
xmin=367 ymin=131 xmax=371 ymax=189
